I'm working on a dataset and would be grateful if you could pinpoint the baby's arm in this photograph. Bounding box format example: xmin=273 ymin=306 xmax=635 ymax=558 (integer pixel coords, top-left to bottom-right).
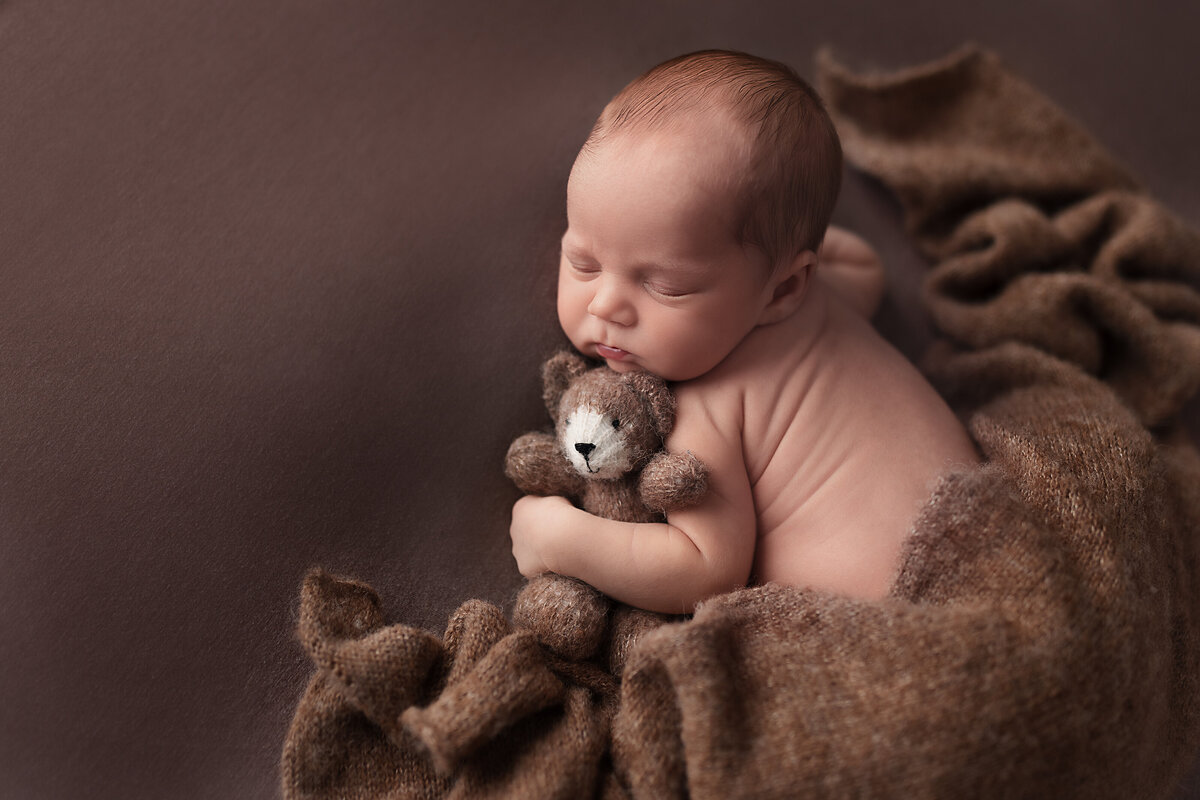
xmin=817 ymin=225 xmax=886 ymax=318
xmin=509 ymin=386 xmax=756 ymax=615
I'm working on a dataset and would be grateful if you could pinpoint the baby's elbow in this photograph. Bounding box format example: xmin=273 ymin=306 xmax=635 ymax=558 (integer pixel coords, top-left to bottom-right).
xmin=679 ymin=553 xmax=751 ymax=613
xmin=649 ymin=522 xmax=752 ymax=614
xmin=706 ymin=565 xmax=751 ymax=604
xmin=668 ymin=576 xmax=745 ymax=616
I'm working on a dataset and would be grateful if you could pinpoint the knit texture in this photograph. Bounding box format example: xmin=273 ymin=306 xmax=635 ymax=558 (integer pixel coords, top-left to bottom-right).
xmin=505 ymin=352 xmax=707 ymax=524
xmin=503 ymin=353 xmax=705 ymax=664
xmin=281 ymin=46 xmax=1200 ymax=798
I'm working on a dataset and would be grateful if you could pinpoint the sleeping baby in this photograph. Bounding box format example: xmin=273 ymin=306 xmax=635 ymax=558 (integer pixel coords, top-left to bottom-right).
xmin=509 ymin=50 xmax=979 ymax=614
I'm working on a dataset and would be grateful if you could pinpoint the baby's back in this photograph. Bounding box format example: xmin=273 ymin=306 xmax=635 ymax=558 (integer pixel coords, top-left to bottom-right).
xmin=721 ymin=280 xmax=978 ymax=599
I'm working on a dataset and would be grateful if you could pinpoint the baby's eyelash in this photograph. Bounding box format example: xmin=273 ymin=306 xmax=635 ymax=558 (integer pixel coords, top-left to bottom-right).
xmin=645 ymin=281 xmax=691 ymax=298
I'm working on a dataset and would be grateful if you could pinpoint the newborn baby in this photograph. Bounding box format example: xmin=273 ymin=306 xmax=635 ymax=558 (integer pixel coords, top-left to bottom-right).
xmin=510 ymin=50 xmax=978 ymax=613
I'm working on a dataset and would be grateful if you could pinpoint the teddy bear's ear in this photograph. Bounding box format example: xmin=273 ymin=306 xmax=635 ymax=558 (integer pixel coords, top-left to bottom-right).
xmin=622 ymin=372 xmax=676 ymax=438
xmin=541 ymin=351 xmax=591 ymax=419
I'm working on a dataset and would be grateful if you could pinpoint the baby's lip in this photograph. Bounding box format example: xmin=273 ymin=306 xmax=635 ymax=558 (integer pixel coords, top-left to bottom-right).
xmin=596 ymin=344 xmax=631 ymax=361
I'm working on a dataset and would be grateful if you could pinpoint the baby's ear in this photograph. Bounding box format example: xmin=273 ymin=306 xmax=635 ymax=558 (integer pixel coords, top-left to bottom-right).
xmin=758 ymin=249 xmax=817 ymax=325
xmin=541 ymin=351 xmax=590 ymax=418
xmin=622 ymin=372 xmax=676 ymax=438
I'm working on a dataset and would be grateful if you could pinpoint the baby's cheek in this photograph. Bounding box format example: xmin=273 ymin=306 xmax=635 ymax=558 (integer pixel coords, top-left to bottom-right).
xmin=555 ymin=285 xmax=574 ymax=331
xmin=556 ymin=283 xmax=587 ymax=339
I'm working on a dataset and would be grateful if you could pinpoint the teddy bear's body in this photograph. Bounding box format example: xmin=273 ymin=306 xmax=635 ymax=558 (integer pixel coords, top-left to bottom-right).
xmin=506 ymin=429 xmax=677 ymax=524
xmin=504 ymin=351 xmax=709 ymax=665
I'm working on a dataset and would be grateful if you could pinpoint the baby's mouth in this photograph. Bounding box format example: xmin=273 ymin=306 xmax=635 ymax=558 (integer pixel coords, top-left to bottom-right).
xmin=596 ymin=344 xmax=630 ymax=361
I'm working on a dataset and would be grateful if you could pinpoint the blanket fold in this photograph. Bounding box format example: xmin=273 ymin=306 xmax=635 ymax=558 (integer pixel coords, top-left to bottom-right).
xmin=281 ymin=46 xmax=1200 ymax=799
xmin=816 ymin=46 xmax=1200 ymax=428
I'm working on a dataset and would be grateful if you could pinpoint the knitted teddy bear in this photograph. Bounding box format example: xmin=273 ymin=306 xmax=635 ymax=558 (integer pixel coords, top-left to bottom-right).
xmin=505 ymin=350 xmax=709 ymax=667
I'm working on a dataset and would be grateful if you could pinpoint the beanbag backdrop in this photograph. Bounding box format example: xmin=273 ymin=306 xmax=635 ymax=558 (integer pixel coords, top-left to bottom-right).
xmin=282 ymin=47 xmax=1200 ymax=799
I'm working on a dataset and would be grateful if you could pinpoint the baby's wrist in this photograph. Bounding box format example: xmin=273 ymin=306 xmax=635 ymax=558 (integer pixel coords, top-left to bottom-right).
xmin=539 ymin=496 xmax=578 ymax=574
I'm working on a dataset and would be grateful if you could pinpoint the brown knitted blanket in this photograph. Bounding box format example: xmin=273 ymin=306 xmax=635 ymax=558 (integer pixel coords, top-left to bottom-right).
xmin=281 ymin=47 xmax=1200 ymax=799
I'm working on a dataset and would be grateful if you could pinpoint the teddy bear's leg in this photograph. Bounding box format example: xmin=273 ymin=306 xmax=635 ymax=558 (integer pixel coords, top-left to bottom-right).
xmin=513 ymin=573 xmax=612 ymax=661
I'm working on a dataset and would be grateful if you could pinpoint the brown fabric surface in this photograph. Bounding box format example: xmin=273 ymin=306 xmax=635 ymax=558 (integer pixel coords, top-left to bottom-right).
xmin=283 ymin=570 xmax=616 ymax=799
xmin=281 ymin=46 xmax=1200 ymax=798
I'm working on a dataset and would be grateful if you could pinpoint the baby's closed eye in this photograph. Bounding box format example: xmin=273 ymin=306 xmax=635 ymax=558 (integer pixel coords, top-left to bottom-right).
xmin=568 ymin=260 xmax=600 ymax=276
xmin=644 ymin=280 xmax=695 ymax=299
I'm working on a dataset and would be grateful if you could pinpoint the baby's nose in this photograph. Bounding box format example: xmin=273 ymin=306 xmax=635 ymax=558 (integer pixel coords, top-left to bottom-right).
xmin=587 ymin=278 xmax=636 ymax=326
xmin=574 ymin=442 xmax=596 ymax=458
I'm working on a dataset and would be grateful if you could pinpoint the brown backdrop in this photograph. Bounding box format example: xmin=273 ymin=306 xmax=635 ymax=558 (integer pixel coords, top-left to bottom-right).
xmin=1 ymin=1 xmax=1197 ymax=797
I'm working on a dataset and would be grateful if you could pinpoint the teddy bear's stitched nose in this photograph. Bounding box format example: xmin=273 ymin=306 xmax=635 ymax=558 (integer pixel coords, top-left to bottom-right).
xmin=575 ymin=442 xmax=596 ymax=458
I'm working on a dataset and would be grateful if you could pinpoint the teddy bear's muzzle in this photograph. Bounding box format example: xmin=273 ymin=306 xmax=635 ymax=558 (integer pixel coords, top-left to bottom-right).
xmin=564 ymin=407 xmax=633 ymax=478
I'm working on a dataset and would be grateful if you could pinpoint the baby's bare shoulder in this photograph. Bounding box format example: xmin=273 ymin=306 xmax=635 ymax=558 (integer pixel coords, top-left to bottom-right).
xmin=671 ymin=365 xmax=745 ymax=433
xmin=672 ymin=326 xmax=796 ymax=418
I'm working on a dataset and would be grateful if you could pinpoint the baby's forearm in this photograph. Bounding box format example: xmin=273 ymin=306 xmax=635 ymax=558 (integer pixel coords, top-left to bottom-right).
xmin=537 ymin=500 xmax=746 ymax=614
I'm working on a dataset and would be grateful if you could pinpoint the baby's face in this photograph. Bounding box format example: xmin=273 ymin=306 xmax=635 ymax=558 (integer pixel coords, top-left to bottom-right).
xmin=557 ymin=119 xmax=774 ymax=382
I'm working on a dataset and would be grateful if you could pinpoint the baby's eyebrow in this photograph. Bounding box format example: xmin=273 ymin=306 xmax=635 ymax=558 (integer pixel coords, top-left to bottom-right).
xmin=639 ymin=258 xmax=708 ymax=276
xmin=561 ymin=248 xmax=596 ymax=266
xmin=559 ymin=234 xmax=707 ymax=275
xmin=560 ymin=236 xmax=590 ymax=257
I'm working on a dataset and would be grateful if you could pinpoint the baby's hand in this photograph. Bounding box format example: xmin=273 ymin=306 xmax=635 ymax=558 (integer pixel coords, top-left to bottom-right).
xmin=509 ymin=495 xmax=572 ymax=577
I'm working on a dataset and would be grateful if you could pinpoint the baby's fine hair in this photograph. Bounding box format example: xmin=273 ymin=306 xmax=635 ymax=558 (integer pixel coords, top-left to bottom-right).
xmin=585 ymin=50 xmax=843 ymax=267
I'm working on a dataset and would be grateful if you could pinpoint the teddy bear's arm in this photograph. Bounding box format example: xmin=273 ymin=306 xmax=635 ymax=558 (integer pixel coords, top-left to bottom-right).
xmin=638 ymin=450 xmax=709 ymax=514
xmin=505 ymin=432 xmax=587 ymax=498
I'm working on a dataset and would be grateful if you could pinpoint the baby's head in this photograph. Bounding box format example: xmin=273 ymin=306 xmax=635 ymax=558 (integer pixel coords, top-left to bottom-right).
xmin=585 ymin=50 xmax=842 ymax=265
xmin=558 ymin=50 xmax=843 ymax=381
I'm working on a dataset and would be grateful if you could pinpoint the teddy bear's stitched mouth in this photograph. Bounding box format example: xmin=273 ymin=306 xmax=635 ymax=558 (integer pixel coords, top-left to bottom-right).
xmin=578 ymin=451 xmax=613 ymax=476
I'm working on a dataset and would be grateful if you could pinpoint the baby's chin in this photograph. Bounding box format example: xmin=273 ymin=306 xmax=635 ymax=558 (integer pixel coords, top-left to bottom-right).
xmin=605 ymin=357 xmax=698 ymax=383
xmin=599 ymin=352 xmax=684 ymax=381
xmin=601 ymin=357 xmax=644 ymax=374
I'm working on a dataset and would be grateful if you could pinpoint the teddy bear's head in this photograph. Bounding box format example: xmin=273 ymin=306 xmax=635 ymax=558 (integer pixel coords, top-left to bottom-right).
xmin=541 ymin=352 xmax=675 ymax=480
